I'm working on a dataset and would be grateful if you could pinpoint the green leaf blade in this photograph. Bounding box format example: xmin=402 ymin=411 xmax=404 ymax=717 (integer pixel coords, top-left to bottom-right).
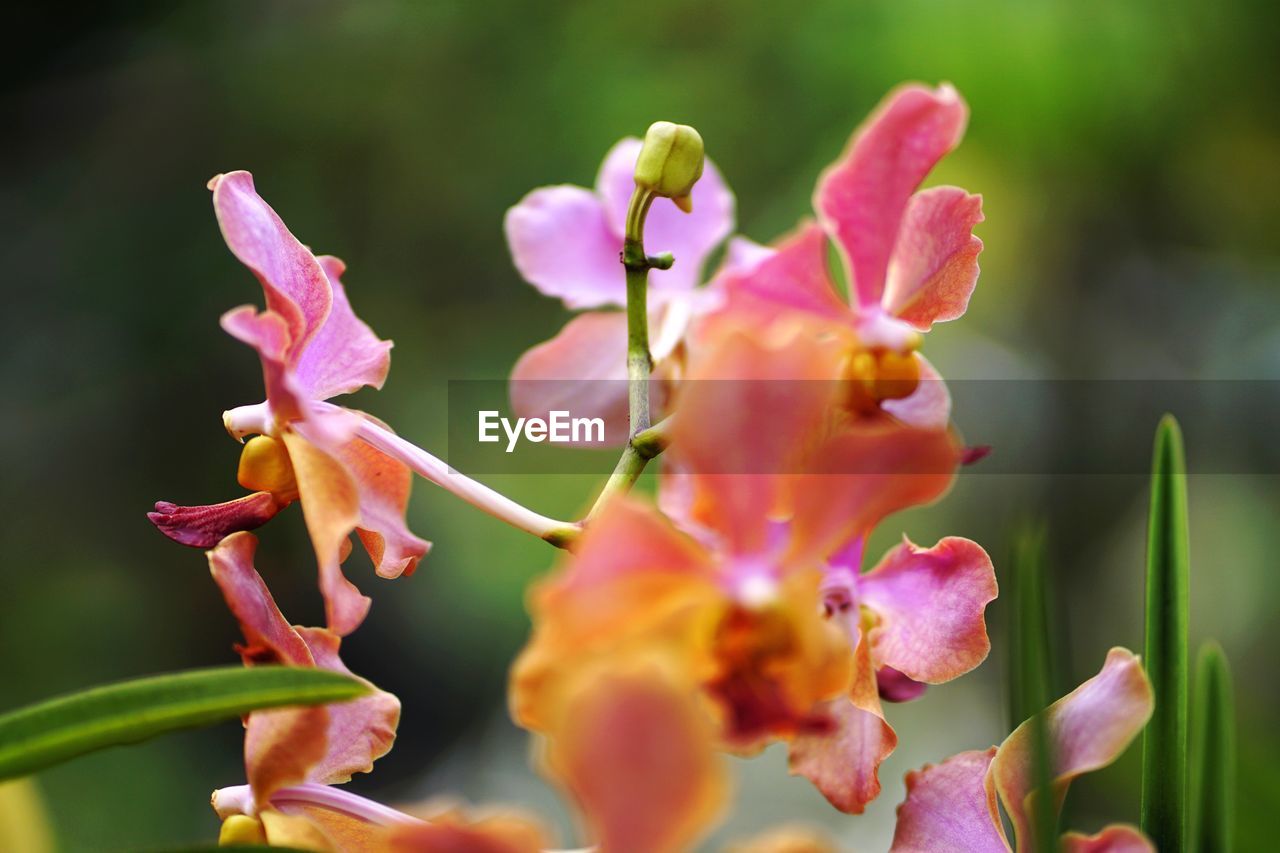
xmin=1140 ymin=414 xmax=1191 ymax=852
xmin=1190 ymin=641 xmax=1235 ymax=853
xmin=0 ymin=666 xmax=366 ymax=781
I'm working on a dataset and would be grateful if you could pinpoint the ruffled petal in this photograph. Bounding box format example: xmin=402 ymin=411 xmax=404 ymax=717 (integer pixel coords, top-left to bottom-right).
xmin=877 ymin=665 xmax=929 ymax=703
xmin=707 ymin=223 xmax=848 ymax=330
xmin=889 ymin=748 xmax=1010 ymax=853
xmin=1061 ymin=825 xmax=1156 ymax=853
xmin=293 ymin=256 xmax=393 ymax=401
xmin=789 ymin=610 xmax=896 ymax=814
xmin=858 ymin=536 xmax=996 ymax=683
xmin=881 ymin=354 xmax=951 ymax=430
xmin=814 ymin=84 xmax=968 ymax=309
xmin=509 ymin=311 xmax=631 ymax=446
xmin=992 ymin=648 xmax=1155 ymax=851
xmin=147 ymin=492 xmax=283 ymax=549
xmin=210 ymin=171 xmax=332 ymax=362
xmin=543 ymin=660 xmax=727 ymax=853
xmin=208 ymin=535 xmax=399 ymax=798
xmin=882 ymin=187 xmax=984 ymax=329
xmin=597 ymin=138 xmax=736 ymax=293
xmin=504 ymin=185 xmax=626 ymax=309
xmin=789 ymin=420 xmax=961 ymax=564
xmin=281 ymin=432 xmax=368 ymax=636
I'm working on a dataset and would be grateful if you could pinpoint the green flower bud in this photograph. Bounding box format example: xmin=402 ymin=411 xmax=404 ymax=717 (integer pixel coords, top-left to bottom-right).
xmin=633 ymin=121 xmax=705 ymax=213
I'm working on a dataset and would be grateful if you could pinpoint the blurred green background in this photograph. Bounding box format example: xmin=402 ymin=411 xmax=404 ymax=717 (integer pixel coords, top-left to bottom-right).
xmin=3 ymin=0 xmax=1278 ymax=849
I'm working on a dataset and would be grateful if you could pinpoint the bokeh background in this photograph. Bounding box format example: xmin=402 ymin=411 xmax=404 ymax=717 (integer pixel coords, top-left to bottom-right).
xmin=4 ymin=0 xmax=1278 ymax=849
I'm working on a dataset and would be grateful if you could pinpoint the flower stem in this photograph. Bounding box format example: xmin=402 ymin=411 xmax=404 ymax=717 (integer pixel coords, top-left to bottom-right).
xmin=585 ymin=188 xmax=677 ymax=518
xmin=354 ymin=418 xmax=580 ymax=547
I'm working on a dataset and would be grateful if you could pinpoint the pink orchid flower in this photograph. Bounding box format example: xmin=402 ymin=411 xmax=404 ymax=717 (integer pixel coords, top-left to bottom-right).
xmin=703 ymin=82 xmax=984 ymax=430
xmin=891 ymin=648 xmax=1156 ymax=853
xmin=149 ymin=171 xmax=431 ymax=635
xmin=505 ymin=137 xmax=735 ymax=443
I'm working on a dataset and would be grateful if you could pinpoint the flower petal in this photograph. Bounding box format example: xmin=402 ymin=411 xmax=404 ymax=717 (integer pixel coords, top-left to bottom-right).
xmin=544 ymin=660 xmax=727 ymax=853
xmin=889 ymin=748 xmax=1010 ymax=853
xmin=858 ymin=536 xmax=996 ymax=684
xmin=789 ymin=420 xmax=961 ymax=563
xmin=992 ymin=648 xmax=1155 ymax=851
xmin=244 ymin=706 xmax=330 ymax=809
xmin=882 ymin=187 xmax=984 ymax=329
xmin=509 ymin=311 xmax=631 ymax=446
xmin=881 ymin=354 xmax=951 ymax=430
xmin=789 ymin=610 xmax=896 ymax=814
xmin=147 ymin=492 xmax=283 ymax=549
xmin=1061 ymin=825 xmax=1156 ymax=853
xmin=281 ymin=431 xmax=369 ymax=636
xmin=597 ymin=138 xmax=735 ymax=293
xmin=504 ymin=186 xmax=626 ymax=309
xmin=877 ymin=665 xmax=929 ymax=703
xmin=814 ymin=84 xmax=968 ymax=309
xmin=707 ymin=223 xmax=848 ymax=329
xmin=210 ymin=171 xmax=332 ymax=361
xmin=293 ymin=256 xmax=393 ymax=401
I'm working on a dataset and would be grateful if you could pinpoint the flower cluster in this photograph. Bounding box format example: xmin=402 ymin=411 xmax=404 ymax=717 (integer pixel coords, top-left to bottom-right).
xmin=151 ymin=83 xmax=1157 ymax=851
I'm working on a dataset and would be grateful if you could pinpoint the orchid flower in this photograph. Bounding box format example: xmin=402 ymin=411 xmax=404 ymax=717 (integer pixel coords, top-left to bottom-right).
xmin=702 ymin=82 xmax=983 ymax=430
xmin=891 ymin=648 xmax=1156 ymax=853
xmin=514 ymin=322 xmax=993 ymax=817
xmin=505 ymin=137 xmax=735 ymax=443
xmin=150 ymin=172 xmax=573 ymax=634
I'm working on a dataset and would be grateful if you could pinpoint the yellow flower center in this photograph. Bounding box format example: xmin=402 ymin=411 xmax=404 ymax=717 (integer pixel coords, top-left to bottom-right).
xmin=236 ymin=435 xmax=298 ymax=500
xmin=842 ymin=345 xmax=921 ymax=415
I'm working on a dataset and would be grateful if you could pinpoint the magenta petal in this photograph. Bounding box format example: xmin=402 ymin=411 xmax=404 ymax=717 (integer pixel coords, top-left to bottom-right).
xmin=148 ymin=492 xmax=282 ymax=548
xmin=814 ymin=84 xmax=968 ymax=309
xmin=858 ymin=536 xmax=996 ymax=683
xmin=992 ymin=648 xmax=1154 ymax=851
xmin=210 ymin=171 xmax=332 ymax=361
xmin=1061 ymin=826 xmax=1155 ymax=853
xmin=597 ymin=138 xmax=735 ymax=293
xmin=877 ymin=665 xmax=929 ymax=703
xmin=890 ymin=748 xmax=1010 ymax=853
xmin=509 ymin=311 xmax=632 ymax=446
xmin=712 ymin=223 xmax=848 ymax=324
xmin=882 ymin=187 xmax=984 ymax=329
xmin=293 ymin=256 xmax=393 ymax=401
xmin=505 ymin=185 xmax=626 ymax=309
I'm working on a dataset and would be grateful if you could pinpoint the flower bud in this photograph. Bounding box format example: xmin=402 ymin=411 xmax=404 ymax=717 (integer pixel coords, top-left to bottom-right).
xmin=634 ymin=121 xmax=705 ymax=212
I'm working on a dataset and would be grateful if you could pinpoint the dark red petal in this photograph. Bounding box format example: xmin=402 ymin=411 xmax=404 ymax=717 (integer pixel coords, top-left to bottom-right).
xmin=147 ymin=492 xmax=282 ymax=548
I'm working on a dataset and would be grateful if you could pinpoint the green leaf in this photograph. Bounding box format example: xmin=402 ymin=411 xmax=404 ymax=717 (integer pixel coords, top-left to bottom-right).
xmin=1007 ymin=521 xmax=1058 ymax=853
xmin=1190 ymin=641 xmax=1235 ymax=853
xmin=1141 ymin=414 xmax=1191 ymax=852
xmin=0 ymin=666 xmax=367 ymax=782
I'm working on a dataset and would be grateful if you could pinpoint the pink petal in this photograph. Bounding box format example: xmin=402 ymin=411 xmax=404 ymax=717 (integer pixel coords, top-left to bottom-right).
xmin=882 ymin=187 xmax=984 ymax=329
xmin=889 ymin=748 xmax=1010 ymax=853
xmin=293 ymin=256 xmax=393 ymax=401
xmin=789 ymin=612 xmax=896 ymax=814
xmin=221 ymin=305 xmax=307 ymax=423
xmin=504 ymin=185 xmax=626 ymax=309
xmin=882 ymin=354 xmax=951 ymax=430
xmin=597 ymin=138 xmax=736 ymax=294
xmin=721 ymin=235 xmax=775 ymax=277
xmin=992 ymin=648 xmax=1155 ymax=851
xmin=210 ymin=171 xmax=333 ymax=362
xmin=147 ymin=492 xmax=283 ymax=549
xmin=877 ymin=665 xmax=929 ymax=703
xmin=509 ymin=311 xmax=631 ymax=446
xmin=322 ymin=422 xmax=430 ymax=580
xmin=1061 ymin=826 xmax=1156 ymax=853
xmin=858 ymin=536 xmax=996 ymax=684
xmin=208 ymin=534 xmax=399 ymax=796
xmin=708 ymin=223 xmax=848 ymax=328
xmin=295 ymin=627 xmax=400 ymax=786
xmin=814 ymin=84 xmax=968 ymax=309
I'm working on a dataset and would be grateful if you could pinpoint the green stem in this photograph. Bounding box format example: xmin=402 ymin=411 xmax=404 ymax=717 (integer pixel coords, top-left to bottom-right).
xmin=1189 ymin=641 xmax=1235 ymax=853
xmin=586 ymin=188 xmax=674 ymax=519
xmin=1141 ymin=414 xmax=1191 ymax=852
